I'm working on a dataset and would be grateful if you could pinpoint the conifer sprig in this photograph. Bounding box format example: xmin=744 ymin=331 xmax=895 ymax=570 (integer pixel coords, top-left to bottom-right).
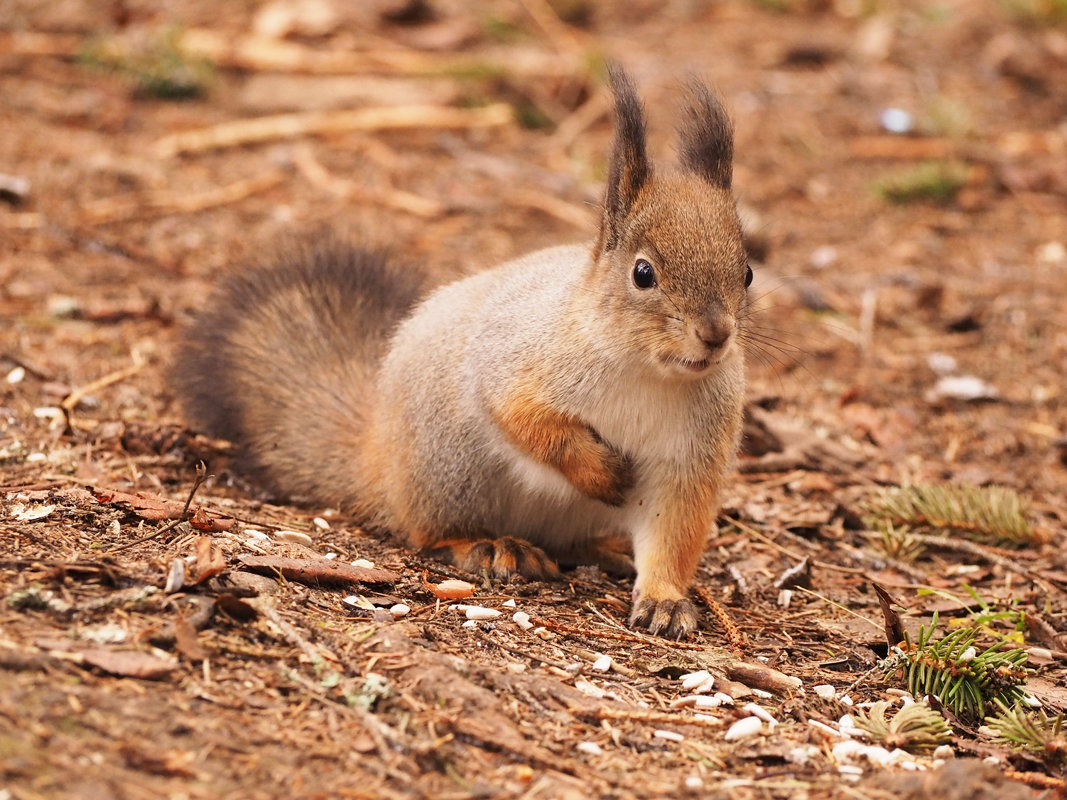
xmin=850 ymin=700 xmax=952 ymax=751
xmin=985 ymin=699 xmax=1067 ymax=764
xmin=880 ymin=612 xmax=1032 ymax=723
xmin=863 ymin=483 xmax=1035 ymax=546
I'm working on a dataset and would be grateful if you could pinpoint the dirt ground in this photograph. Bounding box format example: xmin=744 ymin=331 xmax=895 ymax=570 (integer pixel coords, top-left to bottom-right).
xmin=2 ymin=0 xmax=1067 ymax=798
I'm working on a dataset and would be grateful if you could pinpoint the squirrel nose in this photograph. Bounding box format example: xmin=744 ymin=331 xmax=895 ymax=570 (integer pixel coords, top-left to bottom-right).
xmin=694 ymin=314 xmax=735 ymax=351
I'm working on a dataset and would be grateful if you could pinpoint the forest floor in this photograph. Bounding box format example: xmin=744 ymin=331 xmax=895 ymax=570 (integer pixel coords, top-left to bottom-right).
xmin=2 ymin=1 xmax=1067 ymax=798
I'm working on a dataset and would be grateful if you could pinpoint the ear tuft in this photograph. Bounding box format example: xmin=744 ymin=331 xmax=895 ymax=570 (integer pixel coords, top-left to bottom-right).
xmin=678 ymin=78 xmax=733 ymax=190
xmin=597 ymin=64 xmax=651 ymax=256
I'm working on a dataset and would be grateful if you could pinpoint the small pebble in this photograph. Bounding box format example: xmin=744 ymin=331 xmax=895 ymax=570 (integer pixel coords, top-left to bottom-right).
xmin=431 ymin=578 xmax=474 ymax=599
xmin=389 ymin=603 xmax=410 ymax=618
xmin=573 ymin=679 xmax=606 ymax=699
xmin=743 ymin=702 xmax=777 ymax=726
xmin=164 ymin=558 xmax=186 ymax=594
xmin=464 ymin=606 xmax=501 ymax=621
xmin=1023 ymin=695 xmax=1043 ymax=708
xmin=680 ymin=670 xmax=711 ymax=690
xmin=808 ymin=719 xmax=845 ymax=738
xmin=503 ymin=598 xmax=516 ymax=607
xmin=1037 ymin=241 xmax=1066 ymax=263
xmin=879 ymin=107 xmax=914 ymax=134
xmin=932 ymin=744 xmax=954 ymax=760
xmin=275 ymin=530 xmax=313 ymax=546
xmin=809 ymin=244 xmax=838 ymax=270
xmin=786 ymin=745 xmax=820 ymax=765
xmin=692 ymin=713 xmax=720 ymax=723
xmin=959 ymin=646 xmax=976 ymax=661
xmin=576 ymin=741 xmax=603 ymax=756
xmin=750 ymin=688 xmax=773 ymax=699
xmin=653 ymin=729 xmax=684 ymax=743
xmin=927 ymin=352 xmax=958 ymax=375
xmin=832 ymin=740 xmax=867 ymax=761
xmin=724 ymin=716 xmax=763 ymax=741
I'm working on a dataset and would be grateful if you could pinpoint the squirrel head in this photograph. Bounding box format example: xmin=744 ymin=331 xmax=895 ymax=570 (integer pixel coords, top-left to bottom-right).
xmin=590 ymin=66 xmax=750 ymax=381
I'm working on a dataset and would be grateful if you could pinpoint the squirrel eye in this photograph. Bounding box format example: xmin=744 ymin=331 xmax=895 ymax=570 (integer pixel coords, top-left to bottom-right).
xmin=744 ymin=265 xmax=753 ymax=288
xmin=632 ymin=258 xmax=656 ymax=290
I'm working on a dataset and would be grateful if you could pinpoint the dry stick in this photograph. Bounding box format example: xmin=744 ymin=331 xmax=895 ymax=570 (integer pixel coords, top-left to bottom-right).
xmin=83 ymin=171 xmax=287 ymax=225
xmin=913 ymin=532 xmax=1062 ymax=600
xmin=154 ymin=104 xmax=514 ymax=158
xmin=517 ymin=0 xmax=585 ymax=55
xmin=61 ymin=350 xmax=146 ymax=430
xmin=591 ymin=706 xmax=723 ymax=728
xmin=291 ymin=145 xmax=444 ymax=219
xmin=508 ymin=189 xmax=597 ymax=230
xmin=694 ymin=587 xmax=746 ymax=657
xmin=177 ymin=27 xmax=585 ymax=78
xmin=729 ymin=517 xmax=867 ymax=576
xmin=105 ymin=463 xmax=210 ymax=554
xmin=1002 ymin=769 xmax=1065 ymax=791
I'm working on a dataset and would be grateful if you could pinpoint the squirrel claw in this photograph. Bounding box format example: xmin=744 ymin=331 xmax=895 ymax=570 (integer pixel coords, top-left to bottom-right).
xmin=629 ymin=597 xmax=699 ymax=639
xmin=424 ymin=536 xmax=561 ymax=581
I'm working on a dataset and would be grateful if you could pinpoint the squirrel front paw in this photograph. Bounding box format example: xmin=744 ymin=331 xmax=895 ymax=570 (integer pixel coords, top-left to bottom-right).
xmin=569 ymin=434 xmax=634 ymax=506
xmin=629 ymin=596 xmax=699 ymax=639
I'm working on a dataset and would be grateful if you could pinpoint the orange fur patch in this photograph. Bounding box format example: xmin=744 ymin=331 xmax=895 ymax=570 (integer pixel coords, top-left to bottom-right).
xmin=491 ymin=381 xmax=633 ymax=505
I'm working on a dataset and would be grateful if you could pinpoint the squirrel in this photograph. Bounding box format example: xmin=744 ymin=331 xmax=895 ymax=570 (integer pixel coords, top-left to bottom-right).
xmin=175 ymin=66 xmax=750 ymax=639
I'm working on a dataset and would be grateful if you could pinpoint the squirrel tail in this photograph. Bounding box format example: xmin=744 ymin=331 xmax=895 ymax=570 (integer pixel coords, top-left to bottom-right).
xmin=174 ymin=234 xmax=426 ymax=507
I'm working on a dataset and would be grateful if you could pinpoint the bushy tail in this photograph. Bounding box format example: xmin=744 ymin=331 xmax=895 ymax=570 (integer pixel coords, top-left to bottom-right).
xmin=174 ymin=234 xmax=427 ymax=507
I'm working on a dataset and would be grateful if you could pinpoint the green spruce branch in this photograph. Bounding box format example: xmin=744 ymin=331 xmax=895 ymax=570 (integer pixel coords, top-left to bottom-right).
xmin=850 ymin=700 xmax=952 ymax=751
xmin=985 ymin=699 xmax=1067 ymax=764
xmin=880 ymin=612 xmax=1032 ymax=723
xmin=863 ymin=483 xmax=1035 ymax=547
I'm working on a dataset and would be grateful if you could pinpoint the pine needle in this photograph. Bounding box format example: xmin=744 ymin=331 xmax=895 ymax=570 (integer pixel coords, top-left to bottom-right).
xmin=862 ymin=483 xmax=1035 ymax=546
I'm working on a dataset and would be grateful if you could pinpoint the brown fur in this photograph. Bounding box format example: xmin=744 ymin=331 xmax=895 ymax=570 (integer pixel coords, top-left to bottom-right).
xmin=491 ymin=379 xmax=634 ymax=506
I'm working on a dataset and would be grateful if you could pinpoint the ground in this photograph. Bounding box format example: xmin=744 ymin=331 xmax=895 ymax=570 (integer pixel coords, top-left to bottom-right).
xmin=2 ymin=1 xmax=1067 ymax=798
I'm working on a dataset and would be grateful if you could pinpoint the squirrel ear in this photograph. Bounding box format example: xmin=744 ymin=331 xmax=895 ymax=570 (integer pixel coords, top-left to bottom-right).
xmin=597 ymin=65 xmax=650 ymax=256
xmin=677 ymin=78 xmax=733 ymax=190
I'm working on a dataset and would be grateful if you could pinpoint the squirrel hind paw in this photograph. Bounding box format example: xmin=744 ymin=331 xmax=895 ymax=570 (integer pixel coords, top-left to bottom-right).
xmin=422 ymin=536 xmax=561 ymax=581
xmin=629 ymin=597 xmax=699 ymax=640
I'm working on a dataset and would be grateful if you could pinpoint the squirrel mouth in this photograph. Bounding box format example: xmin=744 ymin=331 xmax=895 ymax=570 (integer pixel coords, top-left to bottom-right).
xmin=662 ymin=354 xmax=712 ymax=374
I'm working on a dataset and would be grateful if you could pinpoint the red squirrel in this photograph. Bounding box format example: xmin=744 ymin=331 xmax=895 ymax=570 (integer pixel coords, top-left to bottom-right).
xmin=176 ymin=67 xmax=749 ymax=639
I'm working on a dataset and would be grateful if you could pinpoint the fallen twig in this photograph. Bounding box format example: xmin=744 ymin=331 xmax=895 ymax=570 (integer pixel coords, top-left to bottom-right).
xmin=61 ymin=349 xmax=146 ymax=426
xmin=292 ymin=144 xmax=444 ymax=218
xmin=83 ymin=171 xmax=286 ymax=224
xmin=238 ymin=554 xmax=399 ymax=587
xmin=589 ymin=706 xmax=723 ymax=728
xmin=105 ymin=462 xmax=218 ymax=553
xmin=154 ymin=104 xmax=513 ymax=158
